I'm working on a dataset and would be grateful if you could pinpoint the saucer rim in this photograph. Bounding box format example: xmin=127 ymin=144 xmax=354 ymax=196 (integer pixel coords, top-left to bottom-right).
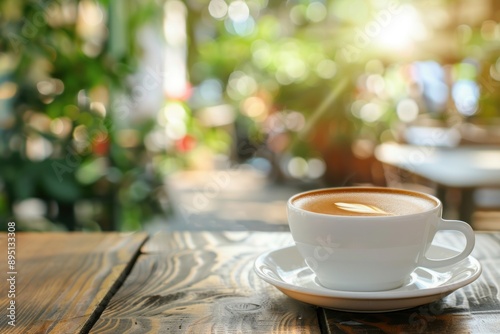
xmin=254 ymin=244 xmax=482 ymax=301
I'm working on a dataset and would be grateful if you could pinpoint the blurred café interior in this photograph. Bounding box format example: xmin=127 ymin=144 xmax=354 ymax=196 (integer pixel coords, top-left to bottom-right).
xmin=1 ymin=0 xmax=500 ymax=232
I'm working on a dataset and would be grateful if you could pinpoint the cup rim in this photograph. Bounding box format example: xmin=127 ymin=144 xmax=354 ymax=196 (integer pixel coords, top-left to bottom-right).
xmin=287 ymin=186 xmax=441 ymax=219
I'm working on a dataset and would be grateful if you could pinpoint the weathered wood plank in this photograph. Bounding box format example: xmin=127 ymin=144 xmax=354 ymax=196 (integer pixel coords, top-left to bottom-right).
xmin=0 ymin=232 xmax=148 ymax=334
xmin=321 ymin=232 xmax=500 ymax=333
xmin=91 ymin=232 xmax=321 ymax=333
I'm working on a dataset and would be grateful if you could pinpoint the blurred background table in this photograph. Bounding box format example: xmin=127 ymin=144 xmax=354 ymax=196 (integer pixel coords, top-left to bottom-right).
xmin=1 ymin=230 xmax=499 ymax=333
xmin=375 ymin=142 xmax=500 ymax=227
xmin=152 ymin=168 xmax=301 ymax=232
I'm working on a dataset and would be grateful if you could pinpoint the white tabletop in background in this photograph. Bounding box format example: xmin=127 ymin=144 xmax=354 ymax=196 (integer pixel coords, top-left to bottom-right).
xmin=375 ymin=143 xmax=500 ymax=188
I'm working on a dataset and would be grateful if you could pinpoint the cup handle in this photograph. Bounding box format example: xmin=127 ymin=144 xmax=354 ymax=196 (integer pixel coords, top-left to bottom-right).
xmin=419 ymin=219 xmax=475 ymax=268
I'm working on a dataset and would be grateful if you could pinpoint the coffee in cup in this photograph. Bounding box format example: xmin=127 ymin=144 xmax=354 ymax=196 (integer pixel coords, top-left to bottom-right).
xmin=292 ymin=187 xmax=436 ymax=217
xmin=287 ymin=187 xmax=475 ymax=291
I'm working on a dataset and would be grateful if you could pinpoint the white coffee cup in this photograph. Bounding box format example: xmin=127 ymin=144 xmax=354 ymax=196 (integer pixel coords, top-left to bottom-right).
xmin=287 ymin=187 xmax=475 ymax=292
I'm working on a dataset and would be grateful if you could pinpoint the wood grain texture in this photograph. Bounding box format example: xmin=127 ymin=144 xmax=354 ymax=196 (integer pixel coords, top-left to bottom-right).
xmin=0 ymin=232 xmax=148 ymax=334
xmin=91 ymin=232 xmax=321 ymax=333
xmin=321 ymin=232 xmax=500 ymax=334
xmin=3 ymin=230 xmax=498 ymax=333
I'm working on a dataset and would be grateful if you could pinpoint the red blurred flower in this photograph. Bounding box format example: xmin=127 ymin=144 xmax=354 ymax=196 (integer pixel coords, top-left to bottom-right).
xmin=92 ymin=132 xmax=109 ymax=156
xmin=175 ymin=134 xmax=196 ymax=152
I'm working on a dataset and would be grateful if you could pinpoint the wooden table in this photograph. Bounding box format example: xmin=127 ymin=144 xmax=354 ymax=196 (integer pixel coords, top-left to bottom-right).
xmin=375 ymin=143 xmax=500 ymax=225
xmin=1 ymin=231 xmax=500 ymax=333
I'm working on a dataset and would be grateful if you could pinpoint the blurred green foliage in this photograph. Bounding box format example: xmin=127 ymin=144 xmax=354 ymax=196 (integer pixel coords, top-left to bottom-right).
xmin=2 ymin=0 xmax=500 ymax=230
xmin=0 ymin=0 xmax=164 ymax=231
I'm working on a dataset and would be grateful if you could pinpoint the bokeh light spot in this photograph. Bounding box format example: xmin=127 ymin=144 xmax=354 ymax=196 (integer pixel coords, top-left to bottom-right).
xmin=288 ymin=156 xmax=308 ymax=178
xmin=307 ymin=158 xmax=326 ymax=179
xmin=242 ymin=96 xmax=267 ymax=119
xmin=208 ymin=0 xmax=228 ymax=20
xmin=306 ymin=2 xmax=327 ymax=22
xmin=360 ymin=103 xmax=383 ymax=122
xmin=166 ymin=121 xmax=187 ymax=140
xmin=228 ymin=0 xmax=249 ymax=22
xmin=452 ymin=80 xmax=479 ymax=116
xmin=396 ymin=99 xmax=419 ymax=122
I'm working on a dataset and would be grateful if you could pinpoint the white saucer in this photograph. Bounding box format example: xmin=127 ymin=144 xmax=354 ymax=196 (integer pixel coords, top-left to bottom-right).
xmin=254 ymin=244 xmax=481 ymax=312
